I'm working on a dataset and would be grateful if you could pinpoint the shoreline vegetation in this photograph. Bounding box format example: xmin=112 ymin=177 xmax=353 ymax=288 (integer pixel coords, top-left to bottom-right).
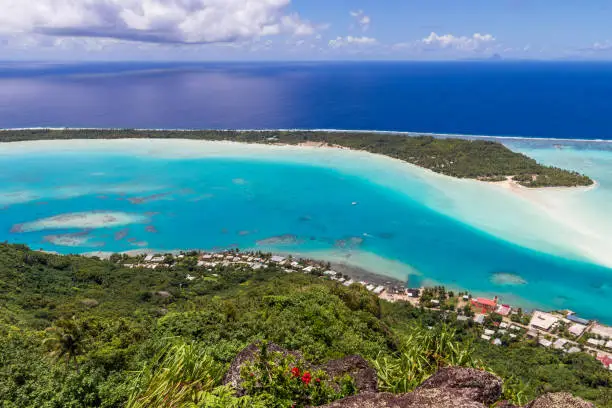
xmin=1 ymin=243 xmax=610 ymax=407
xmin=0 ymin=128 xmax=594 ymax=188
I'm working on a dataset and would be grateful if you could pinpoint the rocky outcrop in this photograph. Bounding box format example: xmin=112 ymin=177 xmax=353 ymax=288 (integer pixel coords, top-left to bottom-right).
xmin=223 ymin=343 xmax=378 ymax=394
xmin=223 ymin=342 xmax=304 ymax=393
xmin=525 ymin=392 xmax=595 ymax=408
xmin=321 ymin=355 xmax=378 ymax=393
xmin=224 ymin=343 xmax=594 ymax=408
xmin=317 ymin=368 xmax=596 ymax=408
xmin=417 ymin=366 xmax=502 ymax=405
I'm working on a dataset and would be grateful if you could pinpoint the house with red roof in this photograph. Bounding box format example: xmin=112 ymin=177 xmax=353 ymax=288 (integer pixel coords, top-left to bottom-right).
xmin=471 ymin=297 xmax=498 ymax=313
xmin=597 ymin=355 xmax=612 ymax=371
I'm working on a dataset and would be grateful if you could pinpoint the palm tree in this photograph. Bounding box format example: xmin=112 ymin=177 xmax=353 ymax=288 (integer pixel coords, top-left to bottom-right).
xmin=43 ymin=318 xmax=84 ymax=374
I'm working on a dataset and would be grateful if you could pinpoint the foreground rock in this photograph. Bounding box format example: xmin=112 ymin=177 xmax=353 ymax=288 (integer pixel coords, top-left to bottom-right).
xmin=223 ymin=342 xmax=378 ymax=394
xmin=417 ymin=367 xmax=502 ymax=405
xmin=318 ymin=389 xmax=487 ymax=408
xmin=225 ymin=343 xmax=594 ymax=408
xmin=525 ymin=392 xmax=594 ymax=408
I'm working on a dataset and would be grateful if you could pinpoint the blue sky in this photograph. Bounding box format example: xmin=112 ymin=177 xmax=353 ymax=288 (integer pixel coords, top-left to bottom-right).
xmin=1 ymin=0 xmax=612 ymax=61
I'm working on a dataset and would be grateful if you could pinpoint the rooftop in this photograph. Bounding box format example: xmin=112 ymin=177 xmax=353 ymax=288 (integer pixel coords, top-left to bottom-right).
xmin=529 ymin=310 xmax=559 ymax=331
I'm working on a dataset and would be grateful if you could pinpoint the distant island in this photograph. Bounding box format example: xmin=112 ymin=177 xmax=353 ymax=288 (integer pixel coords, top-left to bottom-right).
xmin=0 ymin=129 xmax=594 ymax=188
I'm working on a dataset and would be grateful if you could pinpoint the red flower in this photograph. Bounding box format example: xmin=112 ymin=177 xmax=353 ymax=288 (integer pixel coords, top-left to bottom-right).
xmin=291 ymin=367 xmax=300 ymax=378
xmin=301 ymin=371 xmax=312 ymax=385
xmin=315 ymin=378 xmax=321 ymax=384
xmin=249 ymin=372 xmax=255 ymax=377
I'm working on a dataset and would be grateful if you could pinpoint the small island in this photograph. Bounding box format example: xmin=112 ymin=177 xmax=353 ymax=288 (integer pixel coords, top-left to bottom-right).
xmin=0 ymin=129 xmax=594 ymax=188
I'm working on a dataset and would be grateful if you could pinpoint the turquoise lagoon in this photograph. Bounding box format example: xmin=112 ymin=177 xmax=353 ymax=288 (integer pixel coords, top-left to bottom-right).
xmin=1 ymin=139 xmax=611 ymax=322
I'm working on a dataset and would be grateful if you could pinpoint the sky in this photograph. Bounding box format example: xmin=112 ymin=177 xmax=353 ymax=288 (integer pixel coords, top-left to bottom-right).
xmin=1 ymin=0 xmax=612 ymax=61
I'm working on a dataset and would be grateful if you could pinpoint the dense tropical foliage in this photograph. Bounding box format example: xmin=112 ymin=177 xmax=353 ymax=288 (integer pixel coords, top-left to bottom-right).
xmin=0 ymin=129 xmax=593 ymax=187
xmin=0 ymin=243 xmax=610 ymax=407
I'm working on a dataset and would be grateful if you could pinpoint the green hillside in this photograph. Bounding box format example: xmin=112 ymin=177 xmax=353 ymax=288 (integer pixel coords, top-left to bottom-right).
xmin=0 ymin=244 xmax=609 ymax=407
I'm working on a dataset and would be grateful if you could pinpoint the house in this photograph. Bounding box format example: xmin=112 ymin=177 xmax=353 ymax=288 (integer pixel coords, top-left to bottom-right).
xmin=373 ymin=286 xmax=385 ymax=295
xmin=568 ymin=323 xmax=587 ymax=337
xmin=407 ymin=288 xmax=420 ymax=298
xmin=538 ymin=339 xmax=553 ymax=348
xmin=473 ymin=314 xmax=486 ymax=325
xmin=291 ymin=261 xmax=300 ymax=267
xmin=596 ymin=355 xmax=612 ymax=370
xmin=471 ymin=297 xmax=498 ymax=313
xmin=324 ymin=270 xmax=337 ymax=276
xmin=606 ymin=340 xmax=612 ymax=350
xmin=587 ymin=338 xmax=605 ymax=347
xmin=529 ymin=311 xmax=559 ymax=332
xmin=567 ymin=347 xmax=581 ymax=354
xmin=457 ymin=315 xmax=469 ymax=322
xmin=481 ymin=334 xmax=491 ymax=341
xmin=499 ymin=322 xmax=509 ymax=329
xmin=590 ymin=324 xmax=612 ymax=340
xmin=462 ymin=295 xmax=470 ymax=301
xmin=270 ymin=256 xmax=286 ymax=263
xmin=566 ymin=315 xmax=590 ymax=326
xmin=144 ymin=254 xmax=154 ymax=262
xmin=303 ymin=266 xmax=315 ymax=273
xmin=493 ymin=339 xmax=502 ymax=346
xmin=343 ymin=279 xmax=354 ymax=287
xmin=495 ymin=304 xmax=512 ymax=317
xmin=366 ymin=284 xmax=376 ymax=292
xmin=431 ymin=299 xmax=440 ymax=306
xmin=553 ymin=338 xmax=568 ymax=350
xmin=484 ymin=329 xmax=495 ymax=336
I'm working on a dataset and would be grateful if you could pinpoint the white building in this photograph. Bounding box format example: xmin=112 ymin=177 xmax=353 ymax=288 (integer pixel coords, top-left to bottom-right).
xmin=587 ymin=338 xmax=605 ymax=347
xmin=270 ymin=256 xmax=286 ymax=263
xmin=590 ymin=324 xmax=612 ymax=340
xmin=538 ymin=339 xmax=553 ymax=348
xmin=568 ymin=323 xmax=587 ymax=337
xmin=553 ymin=338 xmax=568 ymax=350
xmin=343 ymin=279 xmax=354 ymax=287
xmin=303 ymin=266 xmax=315 ymax=273
xmin=529 ymin=311 xmax=559 ymax=332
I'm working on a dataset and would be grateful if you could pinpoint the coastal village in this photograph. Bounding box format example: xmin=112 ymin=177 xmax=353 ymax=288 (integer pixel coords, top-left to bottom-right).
xmin=124 ymin=249 xmax=612 ymax=372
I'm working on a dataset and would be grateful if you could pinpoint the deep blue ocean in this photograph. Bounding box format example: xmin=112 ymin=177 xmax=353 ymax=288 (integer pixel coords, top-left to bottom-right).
xmin=1 ymin=61 xmax=612 ymax=139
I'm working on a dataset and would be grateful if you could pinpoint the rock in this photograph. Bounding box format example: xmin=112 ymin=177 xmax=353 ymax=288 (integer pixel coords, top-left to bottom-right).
xmin=224 ymin=343 xmax=378 ymax=395
xmin=322 ymin=355 xmax=378 ymax=393
xmin=417 ymin=367 xmax=502 ymax=405
xmin=525 ymin=392 xmax=595 ymax=408
xmin=316 ymin=389 xmax=487 ymax=408
xmin=222 ymin=342 xmax=303 ymax=393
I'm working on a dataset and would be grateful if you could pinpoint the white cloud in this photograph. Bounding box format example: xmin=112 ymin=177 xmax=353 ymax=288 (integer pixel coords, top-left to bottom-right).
xmin=590 ymin=41 xmax=612 ymax=51
xmin=350 ymin=10 xmax=371 ymax=32
xmin=328 ymin=36 xmax=377 ymax=49
xmin=421 ymin=32 xmax=496 ymax=51
xmin=0 ymin=0 xmax=316 ymax=45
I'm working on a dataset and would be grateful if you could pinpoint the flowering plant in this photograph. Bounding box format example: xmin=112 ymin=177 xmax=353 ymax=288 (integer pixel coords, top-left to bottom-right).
xmin=240 ymin=343 xmax=356 ymax=408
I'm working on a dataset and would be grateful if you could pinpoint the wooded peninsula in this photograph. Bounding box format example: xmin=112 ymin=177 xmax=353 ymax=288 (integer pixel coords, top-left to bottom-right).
xmin=0 ymin=129 xmax=594 ymax=188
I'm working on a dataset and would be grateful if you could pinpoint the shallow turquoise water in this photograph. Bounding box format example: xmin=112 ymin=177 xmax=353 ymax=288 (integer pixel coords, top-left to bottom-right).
xmin=1 ymin=143 xmax=611 ymax=323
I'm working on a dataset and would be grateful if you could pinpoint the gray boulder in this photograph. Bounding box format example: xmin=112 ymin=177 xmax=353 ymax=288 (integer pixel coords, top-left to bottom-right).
xmin=417 ymin=366 xmax=502 ymax=405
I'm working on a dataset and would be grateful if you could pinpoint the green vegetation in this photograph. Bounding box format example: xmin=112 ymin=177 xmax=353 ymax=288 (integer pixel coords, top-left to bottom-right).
xmin=0 ymin=243 xmax=610 ymax=407
xmin=0 ymin=128 xmax=593 ymax=187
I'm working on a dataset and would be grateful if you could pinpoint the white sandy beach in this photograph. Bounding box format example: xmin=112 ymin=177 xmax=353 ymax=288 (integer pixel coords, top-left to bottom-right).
xmin=2 ymin=138 xmax=612 ymax=269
